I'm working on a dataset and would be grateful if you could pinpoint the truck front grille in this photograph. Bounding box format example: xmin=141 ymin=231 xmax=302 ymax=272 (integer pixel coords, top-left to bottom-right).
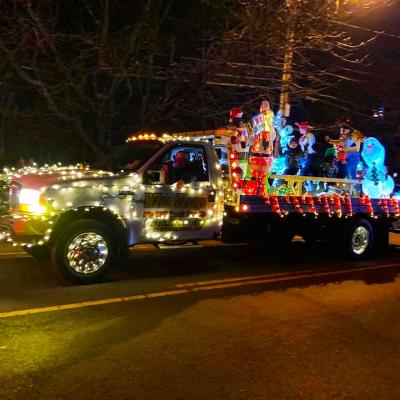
xmin=8 ymin=181 xmax=21 ymax=213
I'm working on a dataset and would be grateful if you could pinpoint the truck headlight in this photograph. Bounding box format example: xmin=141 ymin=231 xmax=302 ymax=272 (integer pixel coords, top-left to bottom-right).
xmin=17 ymin=189 xmax=47 ymax=214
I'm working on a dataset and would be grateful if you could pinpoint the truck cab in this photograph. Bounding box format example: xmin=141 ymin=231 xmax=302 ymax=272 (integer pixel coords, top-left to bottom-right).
xmin=131 ymin=139 xmax=224 ymax=244
xmin=1 ymin=137 xmax=224 ymax=283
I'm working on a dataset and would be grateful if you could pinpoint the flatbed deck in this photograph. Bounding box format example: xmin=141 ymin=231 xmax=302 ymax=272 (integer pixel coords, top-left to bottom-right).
xmin=238 ymin=194 xmax=400 ymax=217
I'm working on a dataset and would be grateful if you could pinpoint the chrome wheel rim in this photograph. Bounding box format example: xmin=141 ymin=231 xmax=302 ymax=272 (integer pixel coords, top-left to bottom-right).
xmin=66 ymin=232 xmax=109 ymax=274
xmin=352 ymin=226 xmax=369 ymax=255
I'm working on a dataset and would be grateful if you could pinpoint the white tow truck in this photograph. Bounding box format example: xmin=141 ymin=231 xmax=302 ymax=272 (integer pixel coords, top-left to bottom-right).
xmin=1 ymin=131 xmax=399 ymax=283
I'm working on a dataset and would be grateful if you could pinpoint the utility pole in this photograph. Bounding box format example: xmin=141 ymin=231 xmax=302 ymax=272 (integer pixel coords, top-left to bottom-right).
xmin=279 ymin=0 xmax=349 ymax=116
xmin=279 ymin=29 xmax=294 ymax=117
xmin=279 ymin=0 xmax=296 ymax=117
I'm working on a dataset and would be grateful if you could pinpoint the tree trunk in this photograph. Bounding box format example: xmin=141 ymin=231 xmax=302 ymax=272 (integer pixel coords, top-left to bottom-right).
xmin=73 ymin=120 xmax=106 ymax=162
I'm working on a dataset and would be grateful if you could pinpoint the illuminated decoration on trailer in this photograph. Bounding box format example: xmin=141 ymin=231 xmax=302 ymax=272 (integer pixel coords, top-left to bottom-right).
xmin=126 ymin=129 xmax=237 ymax=144
xmin=361 ymin=137 xmax=394 ymax=198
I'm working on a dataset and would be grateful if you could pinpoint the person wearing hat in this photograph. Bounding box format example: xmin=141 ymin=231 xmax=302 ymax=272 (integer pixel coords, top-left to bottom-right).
xmin=339 ymin=123 xmax=364 ymax=179
xmin=227 ymin=108 xmax=251 ymax=156
xmin=228 ymin=106 xmax=252 ymax=166
xmin=166 ymin=150 xmax=200 ymax=189
xmin=283 ymin=136 xmax=301 ymax=175
xmin=297 ymin=121 xmax=318 ymax=176
xmin=228 ymin=107 xmax=243 ymax=126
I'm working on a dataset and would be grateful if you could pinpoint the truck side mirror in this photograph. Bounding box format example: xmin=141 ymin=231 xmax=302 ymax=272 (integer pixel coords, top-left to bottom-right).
xmin=147 ymin=169 xmax=162 ymax=184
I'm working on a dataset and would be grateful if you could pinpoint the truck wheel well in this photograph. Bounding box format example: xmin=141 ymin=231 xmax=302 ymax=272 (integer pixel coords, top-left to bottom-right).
xmin=49 ymin=207 xmax=128 ymax=248
xmin=348 ymin=213 xmax=390 ymax=230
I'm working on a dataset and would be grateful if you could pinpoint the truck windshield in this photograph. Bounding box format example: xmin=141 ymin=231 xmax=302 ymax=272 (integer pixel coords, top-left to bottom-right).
xmin=108 ymin=140 xmax=164 ymax=172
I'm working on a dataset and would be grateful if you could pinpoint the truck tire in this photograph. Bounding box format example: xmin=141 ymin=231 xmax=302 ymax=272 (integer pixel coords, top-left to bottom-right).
xmin=341 ymin=218 xmax=374 ymax=260
xmin=22 ymin=244 xmax=50 ymax=258
xmin=52 ymin=219 xmax=118 ymax=284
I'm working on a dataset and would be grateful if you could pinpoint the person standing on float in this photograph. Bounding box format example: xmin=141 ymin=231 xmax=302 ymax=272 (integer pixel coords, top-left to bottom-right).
xmin=270 ymin=110 xmax=294 ymax=175
xmin=259 ymin=100 xmax=277 ymax=159
xmin=339 ymin=123 xmax=363 ymax=179
xmin=297 ymin=121 xmax=318 ymax=176
xmin=225 ymin=107 xmax=251 ymax=179
xmin=248 ymin=100 xmax=277 ymax=195
xmin=277 ymin=116 xmax=293 ymax=151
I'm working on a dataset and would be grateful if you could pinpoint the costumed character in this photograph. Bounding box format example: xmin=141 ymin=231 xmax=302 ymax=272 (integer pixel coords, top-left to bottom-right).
xmin=327 ymin=135 xmax=347 ymax=179
xmin=297 ymin=121 xmax=318 ymax=176
xmin=246 ymin=101 xmax=276 ymax=195
xmin=361 ymin=137 xmax=394 ymax=198
xmin=225 ymin=107 xmax=252 ymax=181
xmin=227 ymin=107 xmax=249 ymax=159
xmin=283 ymin=137 xmax=301 ymax=176
xmin=270 ymin=109 xmax=294 ymax=175
xmin=336 ymin=146 xmax=348 ymax=179
xmin=339 ymin=123 xmax=364 ymax=179
xmin=320 ymin=134 xmax=337 ymax=177
xmin=241 ymin=113 xmax=263 ymax=195
xmin=274 ymin=110 xmax=294 ymax=149
xmin=259 ymin=100 xmax=277 ymax=157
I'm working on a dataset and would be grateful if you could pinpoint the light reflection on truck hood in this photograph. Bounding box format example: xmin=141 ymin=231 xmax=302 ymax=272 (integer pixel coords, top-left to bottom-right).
xmin=11 ymin=169 xmax=116 ymax=190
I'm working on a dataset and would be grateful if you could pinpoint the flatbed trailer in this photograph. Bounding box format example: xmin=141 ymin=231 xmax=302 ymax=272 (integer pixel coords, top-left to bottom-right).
xmin=237 ymin=193 xmax=398 ymax=216
xmin=223 ymin=188 xmax=399 ymax=260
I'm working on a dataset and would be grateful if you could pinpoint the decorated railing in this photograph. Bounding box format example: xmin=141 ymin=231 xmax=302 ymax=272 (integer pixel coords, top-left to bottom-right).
xmin=268 ymin=174 xmax=360 ymax=197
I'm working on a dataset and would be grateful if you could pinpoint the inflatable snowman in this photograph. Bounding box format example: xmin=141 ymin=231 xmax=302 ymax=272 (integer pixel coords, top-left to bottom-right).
xmin=361 ymin=137 xmax=394 ymax=198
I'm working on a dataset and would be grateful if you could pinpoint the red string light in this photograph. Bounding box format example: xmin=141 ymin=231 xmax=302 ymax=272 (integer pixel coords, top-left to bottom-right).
xmin=365 ymin=195 xmax=374 ymax=215
xmin=343 ymin=194 xmax=353 ymax=216
xmin=380 ymin=195 xmax=389 ymax=217
xmin=389 ymin=198 xmax=400 ymax=215
xmin=304 ymin=193 xmax=317 ymax=215
xmin=320 ymin=195 xmax=331 ymax=216
xmin=270 ymin=194 xmax=281 ymax=216
xmin=290 ymin=196 xmax=303 ymax=214
xmin=333 ymin=194 xmax=342 ymax=216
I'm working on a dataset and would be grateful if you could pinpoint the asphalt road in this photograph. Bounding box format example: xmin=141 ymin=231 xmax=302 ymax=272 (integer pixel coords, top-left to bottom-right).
xmin=1 ymin=236 xmax=400 ymax=399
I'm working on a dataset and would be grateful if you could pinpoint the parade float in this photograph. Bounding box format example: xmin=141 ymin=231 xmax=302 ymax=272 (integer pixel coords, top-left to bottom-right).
xmin=0 ymin=104 xmax=399 ymax=283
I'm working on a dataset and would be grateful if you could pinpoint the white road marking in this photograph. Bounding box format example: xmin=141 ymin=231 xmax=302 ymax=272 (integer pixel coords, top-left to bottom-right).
xmin=0 ymin=252 xmax=31 ymax=258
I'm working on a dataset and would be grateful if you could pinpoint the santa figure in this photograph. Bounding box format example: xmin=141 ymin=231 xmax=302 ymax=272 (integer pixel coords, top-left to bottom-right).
xmin=224 ymin=107 xmax=252 ymax=181
xmin=227 ymin=107 xmax=250 ymax=160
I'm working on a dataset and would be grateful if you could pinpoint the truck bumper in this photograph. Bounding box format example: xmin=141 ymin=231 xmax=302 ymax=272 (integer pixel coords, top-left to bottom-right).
xmin=0 ymin=222 xmax=10 ymax=241
xmin=0 ymin=215 xmax=48 ymax=243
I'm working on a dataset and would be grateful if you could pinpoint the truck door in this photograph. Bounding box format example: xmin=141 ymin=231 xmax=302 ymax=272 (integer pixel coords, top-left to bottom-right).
xmin=135 ymin=142 xmax=223 ymax=243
